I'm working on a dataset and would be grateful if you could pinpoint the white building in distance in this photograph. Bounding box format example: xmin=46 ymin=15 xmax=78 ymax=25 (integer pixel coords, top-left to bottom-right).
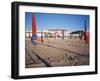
xmin=25 ymin=29 xmax=70 ymax=39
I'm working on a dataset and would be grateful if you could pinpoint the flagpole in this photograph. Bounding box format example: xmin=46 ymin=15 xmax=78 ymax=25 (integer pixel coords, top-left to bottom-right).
xmin=83 ymin=19 xmax=87 ymax=55
xmin=41 ymin=29 xmax=44 ymax=43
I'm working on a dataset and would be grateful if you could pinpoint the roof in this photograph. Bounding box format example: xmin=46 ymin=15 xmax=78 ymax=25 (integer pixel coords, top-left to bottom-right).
xmin=70 ymin=30 xmax=84 ymax=34
xmin=48 ymin=29 xmax=68 ymax=31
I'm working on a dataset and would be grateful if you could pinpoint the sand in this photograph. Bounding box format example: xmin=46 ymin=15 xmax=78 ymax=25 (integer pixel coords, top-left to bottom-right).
xmin=25 ymin=38 xmax=89 ymax=68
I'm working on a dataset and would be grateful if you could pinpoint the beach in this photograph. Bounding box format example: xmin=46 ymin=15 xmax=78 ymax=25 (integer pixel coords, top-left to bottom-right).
xmin=25 ymin=38 xmax=89 ymax=68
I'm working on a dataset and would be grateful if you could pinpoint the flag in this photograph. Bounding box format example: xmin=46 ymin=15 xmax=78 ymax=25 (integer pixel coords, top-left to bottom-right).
xmin=32 ymin=14 xmax=36 ymax=34
xmin=32 ymin=14 xmax=37 ymax=44
xmin=83 ymin=20 xmax=89 ymax=44
xmin=85 ymin=32 xmax=90 ymax=44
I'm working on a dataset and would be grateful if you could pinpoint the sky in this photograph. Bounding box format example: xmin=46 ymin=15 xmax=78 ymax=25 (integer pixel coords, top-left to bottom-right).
xmin=25 ymin=12 xmax=89 ymax=32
